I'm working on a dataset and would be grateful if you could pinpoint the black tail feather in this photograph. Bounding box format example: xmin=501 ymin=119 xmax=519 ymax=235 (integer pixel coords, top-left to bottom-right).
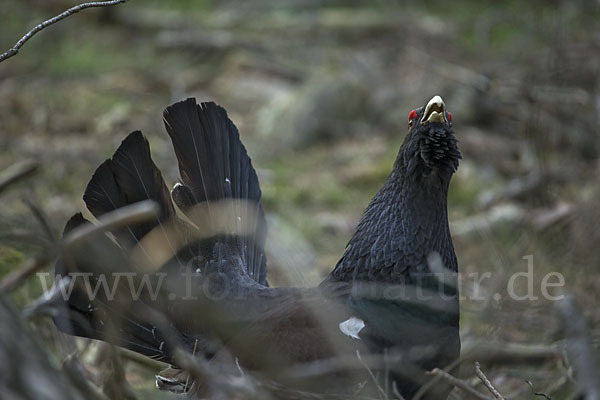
xmin=55 ymin=98 xmax=270 ymax=364
xmin=83 ymin=131 xmax=176 ymax=248
xmin=163 ymin=98 xmax=268 ymax=285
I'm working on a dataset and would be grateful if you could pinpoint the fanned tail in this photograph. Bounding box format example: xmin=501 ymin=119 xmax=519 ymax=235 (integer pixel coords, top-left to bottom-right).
xmin=82 ymin=130 xmax=177 ymax=249
xmin=54 ymin=99 xmax=269 ymax=363
xmin=54 ymin=131 xmax=195 ymax=362
xmin=163 ymin=98 xmax=268 ymax=285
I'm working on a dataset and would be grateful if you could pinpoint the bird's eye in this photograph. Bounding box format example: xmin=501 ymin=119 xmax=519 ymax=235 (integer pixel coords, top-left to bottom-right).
xmin=448 ymin=112 xmax=452 ymax=123
xmin=408 ymin=110 xmax=418 ymax=126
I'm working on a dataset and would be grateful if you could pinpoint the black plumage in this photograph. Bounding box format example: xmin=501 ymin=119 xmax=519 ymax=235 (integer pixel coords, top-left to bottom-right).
xmin=83 ymin=131 xmax=177 ymax=248
xmin=54 ymin=96 xmax=461 ymax=399
xmin=163 ymin=100 xmax=268 ymax=285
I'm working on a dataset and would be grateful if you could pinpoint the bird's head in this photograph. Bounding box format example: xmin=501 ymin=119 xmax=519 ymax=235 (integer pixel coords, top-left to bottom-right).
xmin=401 ymin=95 xmax=461 ymax=180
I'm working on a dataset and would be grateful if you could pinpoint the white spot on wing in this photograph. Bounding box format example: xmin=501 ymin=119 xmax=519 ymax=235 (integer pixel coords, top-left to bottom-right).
xmin=225 ymin=177 xmax=231 ymax=184
xmin=339 ymin=317 xmax=365 ymax=340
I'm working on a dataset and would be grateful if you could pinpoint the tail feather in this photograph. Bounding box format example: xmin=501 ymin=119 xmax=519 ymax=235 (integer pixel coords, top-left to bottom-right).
xmin=83 ymin=131 xmax=176 ymax=248
xmin=55 ymin=98 xmax=270 ymax=364
xmin=163 ymin=100 xmax=253 ymax=203
xmin=163 ymin=98 xmax=267 ymax=285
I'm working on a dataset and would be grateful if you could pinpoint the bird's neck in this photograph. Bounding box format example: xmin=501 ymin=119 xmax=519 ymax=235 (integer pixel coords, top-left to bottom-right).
xmin=328 ymin=160 xmax=457 ymax=285
xmin=385 ymin=165 xmax=456 ymax=270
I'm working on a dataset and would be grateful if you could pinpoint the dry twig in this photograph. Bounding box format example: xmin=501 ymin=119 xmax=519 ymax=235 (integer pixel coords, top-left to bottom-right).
xmin=0 ymin=293 xmax=90 ymax=399
xmin=460 ymin=341 xmax=562 ymax=365
xmin=102 ymin=346 xmax=137 ymax=400
xmin=0 ymin=256 xmax=51 ymax=293
xmin=62 ymin=353 xmax=110 ymax=400
xmin=0 ymin=160 xmax=38 ymax=195
xmin=427 ymin=368 xmax=491 ymax=400
xmin=391 ymin=382 xmax=406 ymax=400
xmin=525 ymin=380 xmax=552 ymax=400
xmin=356 ymin=350 xmax=388 ymax=400
xmin=23 ymin=195 xmax=58 ymax=243
xmin=557 ymin=296 xmax=600 ymax=400
xmin=413 ymin=341 xmax=560 ymax=400
xmin=63 ymin=200 xmax=159 ymax=248
xmin=184 ymin=338 xmax=199 ymax=392
xmin=118 ymin=348 xmax=167 ymax=371
xmin=0 ymin=0 xmax=128 ymax=63
xmin=474 ymin=362 xmax=505 ymax=400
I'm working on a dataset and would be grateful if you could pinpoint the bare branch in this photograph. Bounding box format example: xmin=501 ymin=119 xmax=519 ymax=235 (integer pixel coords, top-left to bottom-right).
xmin=118 ymin=348 xmax=167 ymax=371
xmin=0 ymin=160 xmax=38 ymax=195
xmin=23 ymin=195 xmax=58 ymax=243
xmin=0 ymin=0 xmax=128 ymax=63
xmin=62 ymin=353 xmax=110 ymax=400
xmin=0 ymin=256 xmax=51 ymax=293
xmin=63 ymin=200 xmax=159 ymax=249
xmin=427 ymin=368 xmax=491 ymax=400
xmin=414 ymin=341 xmax=561 ymax=400
xmin=474 ymin=362 xmax=505 ymax=400
xmin=356 ymin=350 xmax=388 ymax=400
xmin=184 ymin=339 xmax=199 ymax=392
xmin=460 ymin=340 xmax=563 ymax=365
xmin=525 ymin=380 xmax=552 ymax=400
xmin=557 ymin=295 xmax=600 ymax=400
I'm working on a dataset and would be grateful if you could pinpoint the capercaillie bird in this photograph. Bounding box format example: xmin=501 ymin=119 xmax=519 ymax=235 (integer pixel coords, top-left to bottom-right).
xmin=53 ymin=95 xmax=461 ymax=399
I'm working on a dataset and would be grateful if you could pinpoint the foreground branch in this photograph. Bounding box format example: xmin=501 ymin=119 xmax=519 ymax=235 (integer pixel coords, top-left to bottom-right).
xmin=557 ymin=296 xmax=600 ymax=400
xmin=0 ymin=256 xmax=51 ymax=293
xmin=63 ymin=200 xmax=159 ymax=248
xmin=427 ymin=368 xmax=491 ymax=400
xmin=0 ymin=160 xmax=38 ymax=195
xmin=0 ymin=0 xmax=128 ymax=63
xmin=474 ymin=362 xmax=505 ymax=400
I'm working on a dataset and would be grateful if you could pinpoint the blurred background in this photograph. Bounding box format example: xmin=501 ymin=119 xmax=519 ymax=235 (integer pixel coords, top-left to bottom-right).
xmin=0 ymin=0 xmax=599 ymax=398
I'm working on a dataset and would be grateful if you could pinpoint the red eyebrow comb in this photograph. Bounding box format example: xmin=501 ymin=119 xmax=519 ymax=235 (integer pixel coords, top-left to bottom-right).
xmin=408 ymin=110 xmax=418 ymax=122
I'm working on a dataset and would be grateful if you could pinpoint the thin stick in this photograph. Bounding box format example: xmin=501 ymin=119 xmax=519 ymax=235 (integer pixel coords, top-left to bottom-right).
xmin=474 ymin=362 xmax=505 ymax=400
xmin=184 ymin=338 xmax=199 ymax=392
xmin=0 ymin=256 xmax=51 ymax=293
xmin=0 ymin=0 xmax=128 ymax=63
xmin=427 ymin=368 xmax=491 ymax=400
xmin=23 ymin=196 xmax=57 ymax=243
xmin=119 ymin=348 xmax=168 ymax=371
xmin=63 ymin=200 xmax=159 ymax=248
xmin=0 ymin=160 xmax=38 ymax=195
xmin=356 ymin=350 xmax=388 ymax=400
xmin=414 ymin=341 xmax=563 ymax=400
xmin=525 ymin=380 xmax=552 ymax=400
xmin=62 ymin=353 xmax=111 ymax=400
xmin=460 ymin=340 xmax=562 ymax=365
xmin=556 ymin=295 xmax=600 ymax=400
xmin=391 ymin=381 xmax=406 ymax=400
xmin=235 ymin=357 xmax=245 ymax=377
